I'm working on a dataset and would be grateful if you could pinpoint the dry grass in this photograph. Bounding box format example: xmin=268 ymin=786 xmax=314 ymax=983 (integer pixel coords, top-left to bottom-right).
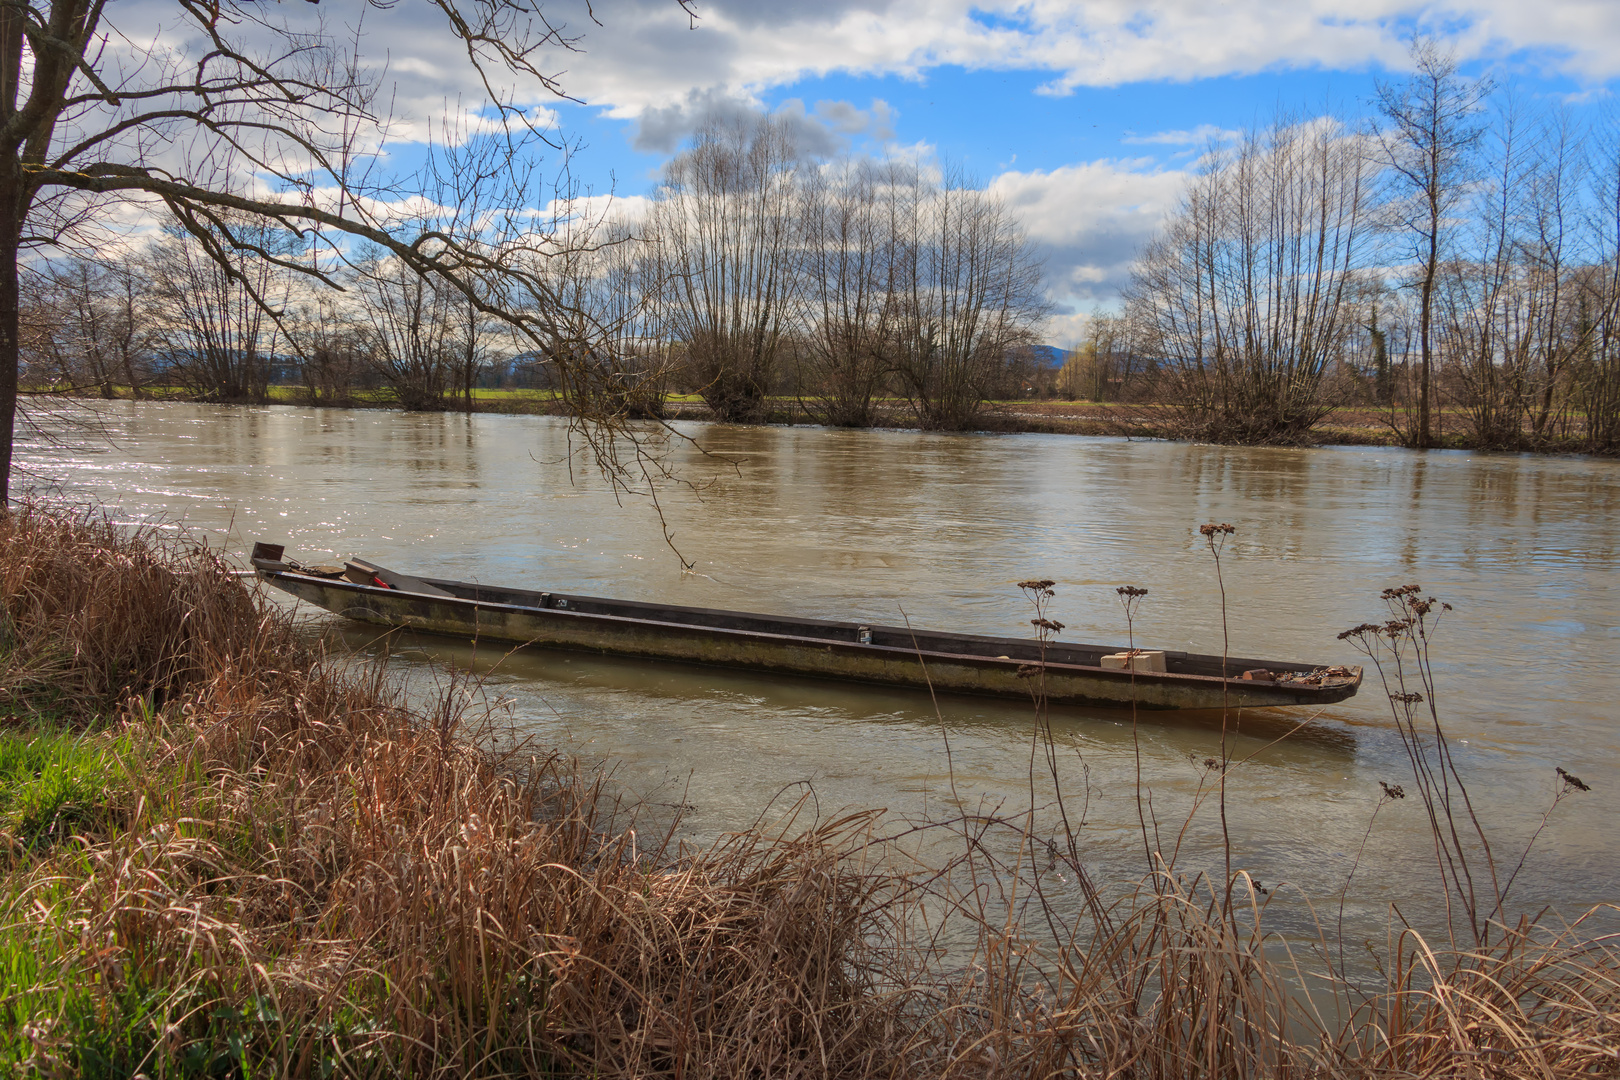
xmin=883 ymin=859 xmax=1620 ymax=1079
xmin=0 ymin=506 xmax=909 ymax=1076
xmin=0 ymin=505 xmax=267 ymax=718
xmin=0 ymin=503 xmax=1616 ymax=1078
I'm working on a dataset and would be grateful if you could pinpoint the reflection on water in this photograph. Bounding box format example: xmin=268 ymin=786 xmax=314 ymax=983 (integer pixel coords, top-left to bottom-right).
xmin=19 ymin=401 xmax=1620 ymax=929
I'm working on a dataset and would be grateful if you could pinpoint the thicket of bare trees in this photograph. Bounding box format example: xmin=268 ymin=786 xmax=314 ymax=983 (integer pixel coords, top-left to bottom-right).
xmin=1126 ymin=116 xmax=1372 ymax=443
xmin=522 ymin=221 xmax=673 ymax=422
xmin=644 ymin=118 xmax=1046 ymax=430
xmin=20 ymin=236 xmax=507 ymax=411
xmin=885 ymin=167 xmax=1049 ymax=429
xmin=1582 ymin=138 xmax=1620 ymax=449
xmin=145 ymin=224 xmax=301 ymax=403
xmin=1431 ymin=104 xmax=1612 ymax=448
xmin=1058 ymin=313 xmax=1136 ymax=402
xmin=797 ymin=159 xmax=897 ymax=427
xmin=1110 ymin=39 xmax=1620 ymax=452
xmin=23 ymin=257 xmax=145 ymax=398
xmin=649 ymin=116 xmax=802 ymax=424
xmin=350 ymin=246 xmax=488 ymax=412
xmin=21 ymin=113 xmax=1048 ymax=433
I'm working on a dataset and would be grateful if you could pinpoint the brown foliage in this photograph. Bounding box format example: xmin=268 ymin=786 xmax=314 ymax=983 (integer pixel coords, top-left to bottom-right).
xmin=0 ymin=504 xmax=269 ymax=716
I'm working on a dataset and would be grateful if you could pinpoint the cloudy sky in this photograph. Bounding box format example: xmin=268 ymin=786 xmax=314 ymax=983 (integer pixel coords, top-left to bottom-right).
xmin=183 ymin=0 xmax=1620 ymax=342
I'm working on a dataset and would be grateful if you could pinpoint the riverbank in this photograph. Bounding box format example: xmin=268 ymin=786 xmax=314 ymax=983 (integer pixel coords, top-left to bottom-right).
xmin=2 ymin=504 xmax=1616 ymax=1077
xmin=53 ymin=386 xmax=1610 ymax=453
xmin=0 ymin=505 xmax=916 ymax=1076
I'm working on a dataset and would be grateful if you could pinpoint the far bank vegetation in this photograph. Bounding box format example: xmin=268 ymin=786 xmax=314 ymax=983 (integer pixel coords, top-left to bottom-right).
xmin=1075 ymin=45 xmax=1620 ymax=451
xmin=24 ymin=45 xmax=1620 ymax=450
xmin=23 ymin=116 xmax=1050 ymax=434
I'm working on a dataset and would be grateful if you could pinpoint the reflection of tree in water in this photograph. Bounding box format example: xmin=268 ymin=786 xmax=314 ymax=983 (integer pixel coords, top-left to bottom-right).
xmin=386 ymin=413 xmax=482 ymax=481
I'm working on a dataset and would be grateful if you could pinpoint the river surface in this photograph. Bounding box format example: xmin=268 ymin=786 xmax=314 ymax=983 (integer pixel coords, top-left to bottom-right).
xmin=17 ymin=401 xmax=1620 ymax=937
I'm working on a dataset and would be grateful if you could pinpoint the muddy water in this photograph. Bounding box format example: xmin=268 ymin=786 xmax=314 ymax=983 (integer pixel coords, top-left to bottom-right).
xmin=19 ymin=401 xmax=1620 ymax=931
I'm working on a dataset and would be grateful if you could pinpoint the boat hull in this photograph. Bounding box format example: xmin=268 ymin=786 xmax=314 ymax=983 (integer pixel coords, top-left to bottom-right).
xmin=255 ymin=568 xmax=1362 ymax=712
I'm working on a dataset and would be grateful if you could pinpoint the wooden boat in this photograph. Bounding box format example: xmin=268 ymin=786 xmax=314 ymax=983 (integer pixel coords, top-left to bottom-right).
xmin=250 ymin=543 xmax=1363 ymax=711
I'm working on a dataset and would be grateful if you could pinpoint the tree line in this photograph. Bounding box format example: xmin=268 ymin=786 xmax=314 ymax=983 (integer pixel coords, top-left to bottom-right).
xmin=1069 ymin=42 xmax=1620 ymax=451
xmin=21 ymin=115 xmax=1050 ymax=432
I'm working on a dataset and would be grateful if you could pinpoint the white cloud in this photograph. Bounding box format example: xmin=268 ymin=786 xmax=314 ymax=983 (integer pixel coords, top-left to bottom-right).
xmin=626 ymin=88 xmax=898 ymax=157
xmin=988 ymin=158 xmax=1191 ymax=334
xmin=558 ymin=0 xmax=1620 ymax=116
xmin=1122 ymin=124 xmax=1243 ymax=146
xmin=95 ymin=0 xmax=1620 ymax=166
xmin=538 ymin=192 xmax=658 ymax=231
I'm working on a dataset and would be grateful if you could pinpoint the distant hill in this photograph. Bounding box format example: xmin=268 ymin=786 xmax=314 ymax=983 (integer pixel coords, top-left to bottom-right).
xmin=1026 ymin=344 xmax=1069 ymax=368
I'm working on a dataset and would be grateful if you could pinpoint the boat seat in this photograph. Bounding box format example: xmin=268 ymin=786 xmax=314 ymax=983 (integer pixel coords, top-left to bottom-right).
xmin=343 ymin=558 xmax=455 ymax=597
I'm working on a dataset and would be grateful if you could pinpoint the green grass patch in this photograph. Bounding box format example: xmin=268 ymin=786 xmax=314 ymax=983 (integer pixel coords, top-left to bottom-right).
xmin=0 ymin=728 xmax=127 ymax=854
xmin=0 ymin=905 xmax=290 ymax=1080
xmin=467 ymin=387 xmax=560 ymax=401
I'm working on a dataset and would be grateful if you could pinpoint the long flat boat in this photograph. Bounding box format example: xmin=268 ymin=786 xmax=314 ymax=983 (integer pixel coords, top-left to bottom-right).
xmin=250 ymin=543 xmax=1362 ymax=712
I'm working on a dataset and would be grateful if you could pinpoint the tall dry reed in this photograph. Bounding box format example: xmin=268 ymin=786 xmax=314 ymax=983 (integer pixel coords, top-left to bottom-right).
xmin=888 ymin=549 xmax=1620 ymax=1080
xmin=0 ymin=504 xmax=267 ymax=717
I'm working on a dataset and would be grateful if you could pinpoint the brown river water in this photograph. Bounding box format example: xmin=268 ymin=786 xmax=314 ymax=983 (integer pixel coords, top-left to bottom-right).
xmin=17 ymin=400 xmax=1620 ymax=937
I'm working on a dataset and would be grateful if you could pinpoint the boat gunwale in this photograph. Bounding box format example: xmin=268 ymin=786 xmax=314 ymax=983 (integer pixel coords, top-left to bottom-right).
xmin=253 ymin=565 xmax=1363 ymax=699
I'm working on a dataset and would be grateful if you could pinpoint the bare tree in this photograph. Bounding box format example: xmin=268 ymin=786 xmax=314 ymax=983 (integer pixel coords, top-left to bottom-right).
xmin=531 ymin=222 xmax=673 ymax=421
xmin=1433 ymin=98 xmax=1600 ymax=449
xmin=1517 ymin=109 xmax=1589 ymax=442
xmin=1057 ymin=312 xmax=1142 ymax=402
xmin=351 ymin=244 xmax=465 ymax=410
xmin=411 ymin=119 xmax=543 ymax=414
xmin=345 ymin=139 xmax=520 ymax=414
xmin=1127 ymin=115 xmax=1372 ymax=443
xmin=23 ymin=255 xmax=147 ymax=397
xmin=1366 ymin=293 xmax=1396 ymax=407
xmin=145 ymin=222 xmax=298 ymax=402
xmin=0 ymin=0 xmax=693 ymax=501
xmin=288 ymin=295 xmax=372 ymax=406
xmin=15 ymin=266 xmax=56 ymax=388
xmin=650 ymin=114 xmax=804 ymax=424
xmin=797 ymin=159 xmax=897 ymax=427
xmin=1376 ymin=38 xmax=1492 ymax=448
xmin=1572 ymin=109 xmax=1620 ymax=451
xmin=1437 ymin=99 xmax=1526 ymax=446
xmin=887 ymin=164 xmax=1047 ymax=430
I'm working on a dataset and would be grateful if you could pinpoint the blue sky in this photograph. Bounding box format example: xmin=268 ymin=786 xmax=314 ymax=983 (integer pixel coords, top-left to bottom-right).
xmin=563 ymin=67 xmax=1406 ymax=190
xmin=136 ymin=0 xmax=1620 ymax=342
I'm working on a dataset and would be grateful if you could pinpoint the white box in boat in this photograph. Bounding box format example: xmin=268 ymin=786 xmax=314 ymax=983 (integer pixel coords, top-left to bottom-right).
xmin=1100 ymin=650 xmax=1167 ymax=673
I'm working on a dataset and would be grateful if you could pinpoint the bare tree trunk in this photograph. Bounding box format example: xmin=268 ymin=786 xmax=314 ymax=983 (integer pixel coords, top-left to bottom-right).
xmin=464 ymin=299 xmax=476 ymax=414
xmin=116 ymin=267 xmax=147 ymax=400
xmin=1376 ymin=38 xmax=1490 ymax=450
xmin=1 ymin=0 xmax=28 ymax=505
xmin=1418 ymin=211 xmax=1437 ymax=447
xmin=0 ymin=189 xmax=19 ymax=505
